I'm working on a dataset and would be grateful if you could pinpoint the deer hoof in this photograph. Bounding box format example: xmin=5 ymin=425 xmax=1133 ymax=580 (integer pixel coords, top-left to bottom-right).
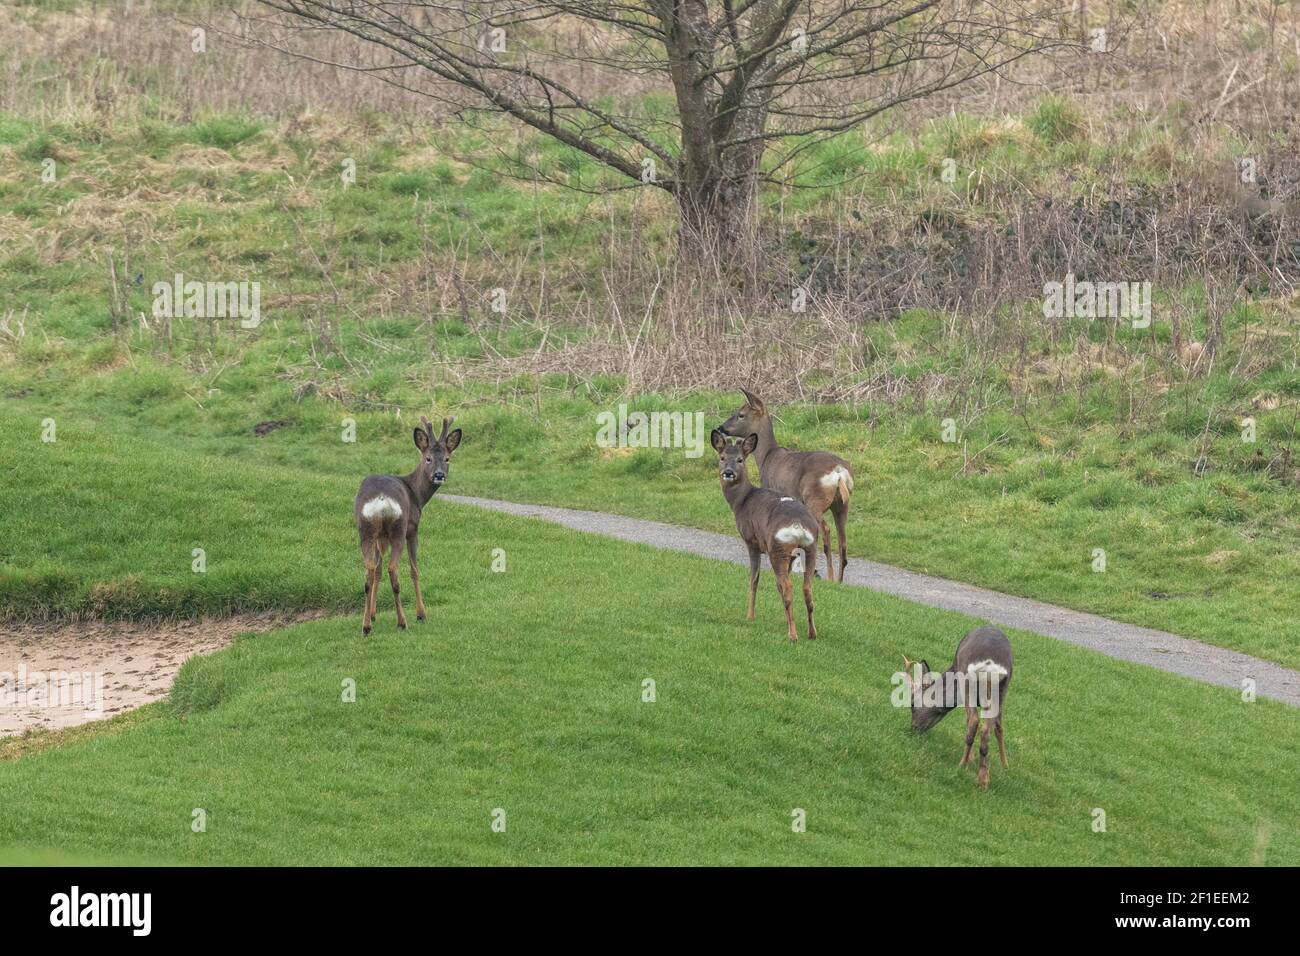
xmin=416 ymin=612 xmax=425 ymax=622
xmin=362 ymin=626 xmax=371 ymax=637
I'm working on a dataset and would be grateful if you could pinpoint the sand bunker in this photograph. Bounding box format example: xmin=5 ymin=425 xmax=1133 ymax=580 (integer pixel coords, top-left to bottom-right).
xmin=0 ymin=612 xmax=324 ymax=736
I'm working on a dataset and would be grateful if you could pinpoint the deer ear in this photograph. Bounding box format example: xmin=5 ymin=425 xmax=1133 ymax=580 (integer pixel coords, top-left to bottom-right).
xmin=414 ymin=427 xmax=430 ymax=452
xmin=741 ymin=432 xmax=759 ymax=457
xmin=740 ymin=388 xmax=765 ymax=413
xmin=444 ymin=428 xmax=462 ymax=453
xmin=710 ymin=428 xmax=727 ymax=454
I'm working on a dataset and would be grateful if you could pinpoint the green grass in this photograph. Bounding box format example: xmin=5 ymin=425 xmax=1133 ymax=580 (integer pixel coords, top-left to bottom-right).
xmin=2 ymin=112 xmax=1299 ymax=670
xmin=5 ymin=305 xmax=1300 ymax=671
xmin=0 ymin=410 xmax=356 ymax=617
xmin=1 ymin=72 xmax=1298 ymax=868
xmin=0 ymin=410 xmax=1296 ymax=865
xmin=1026 ymin=95 xmax=1087 ymax=146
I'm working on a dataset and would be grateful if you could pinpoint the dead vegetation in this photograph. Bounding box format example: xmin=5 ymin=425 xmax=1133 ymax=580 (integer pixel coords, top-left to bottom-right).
xmin=4 ymin=0 xmax=1300 ymax=403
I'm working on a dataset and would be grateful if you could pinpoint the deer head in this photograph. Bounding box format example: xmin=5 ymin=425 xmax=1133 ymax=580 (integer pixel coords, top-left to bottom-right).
xmin=711 ymin=428 xmax=757 ymax=486
xmin=718 ymin=387 xmax=770 ymax=438
xmin=901 ymin=654 xmax=943 ymax=731
xmin=414 ymin=415 xmax=462 ymax=487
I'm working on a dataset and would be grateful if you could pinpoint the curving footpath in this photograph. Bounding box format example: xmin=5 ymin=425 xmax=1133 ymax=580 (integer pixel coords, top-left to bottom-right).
xmin=443 ymin=494 xmax=1300 ymax=708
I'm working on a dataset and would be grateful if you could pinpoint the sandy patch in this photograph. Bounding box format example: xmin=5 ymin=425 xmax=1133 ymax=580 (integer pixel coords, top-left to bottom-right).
xmin=0 ymin=612 xmax=324 ymax=736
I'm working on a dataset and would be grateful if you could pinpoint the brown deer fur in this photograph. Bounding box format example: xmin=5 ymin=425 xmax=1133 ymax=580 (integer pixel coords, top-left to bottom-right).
xmin=719 ymin=389 xmax=854 ymax=581
xmin=712 ymin=429 xmax=818 ymax=642
xmin=353 ymin=416 xmax=461 ymax=636
xmin=902 ymin=626 xmax=1013 ymax=790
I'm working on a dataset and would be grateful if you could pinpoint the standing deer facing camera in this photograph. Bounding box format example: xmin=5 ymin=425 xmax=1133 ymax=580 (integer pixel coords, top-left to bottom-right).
xmin=353 ymin=416 xmax=462 ymax=636
xmin=718 ymin=388 xmax=854 ymax=581
xmin=712 ymin=429 xmax=818 ymax=641
xmin=902 ymin=626 xmax=1013 ymax=790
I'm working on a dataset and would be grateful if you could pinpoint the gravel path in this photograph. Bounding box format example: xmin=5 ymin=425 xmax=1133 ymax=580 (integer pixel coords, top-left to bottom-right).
xmin=443 ymin=494 xmax=1300 ymax=707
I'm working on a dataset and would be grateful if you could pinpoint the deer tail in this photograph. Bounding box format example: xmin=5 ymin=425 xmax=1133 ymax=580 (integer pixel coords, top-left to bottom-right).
xmin=834 ymin=466 xmax=853 ymax=505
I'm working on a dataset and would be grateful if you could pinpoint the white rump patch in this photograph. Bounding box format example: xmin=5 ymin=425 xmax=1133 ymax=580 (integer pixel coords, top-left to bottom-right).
xmin=820 ymin=465 xmax=854 ymax=492
xmin=774 ymin=525 xmax=815 ymax=547
xmin=966 ymin=659 xmax=1009 ymax=678
xmin=361 ymin=495 xmax=403 ymax=521
xmin=780 ymin=496 xmax=794 ymax=501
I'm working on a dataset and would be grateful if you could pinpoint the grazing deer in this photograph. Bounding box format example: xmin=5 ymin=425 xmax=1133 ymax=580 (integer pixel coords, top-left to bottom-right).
xmin=353 ymin=416 xmax=462 ymax=636
xmin=901 ymin=626 xmax=1013 ymax=790
xmin=718 ymin=388 xmax=854 ymax=582
xmin=711 ymin=429 xmax=818 ymax=642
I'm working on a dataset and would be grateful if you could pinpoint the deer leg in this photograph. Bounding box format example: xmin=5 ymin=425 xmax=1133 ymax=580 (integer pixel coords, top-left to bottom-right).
xmin=746 ymin=545 xmax=761 ymax=620
xmin=830 ymin=498 xmax=849 ymax=583
xmin=995 ymin=718 xmax=1008 ymax=768
xmin=976 ymin=719 xmax=992 ymax=789
xmin=773 ymin=559 xmax=797 ymax=641
xmin=802 ymin=546 xmax=816 ymax=640
xmin=407 ymin=532 xmax=426 ymax=621
xmin=818 ymin=517 xmax=833 ymax=579
xmin=388 ymin=533 xmax=407 ymax=630
xmin=959 ymin=706 xmax=979 ymax=767
xmin=361 ymin=566 xmax=376 ymax=636
xmin=362 ymin=540 xmax=382 ymax=636
xmin=371 ymin=541 xmax=385 ymax=622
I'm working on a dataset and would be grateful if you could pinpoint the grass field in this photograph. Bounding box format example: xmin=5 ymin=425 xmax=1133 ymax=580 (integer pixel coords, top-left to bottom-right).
xmin=3 ymin=0 xmax=1300 ymax=867
xmin=3 ymin=98 xmax=1300 ymax=668
xmin=0 ymin=413 xmax=1295 ymax=864
xmin=5 ymin=364 xmax=1300 ymax=671
xmin=0 ymin=407 xmax=1298 ymax=865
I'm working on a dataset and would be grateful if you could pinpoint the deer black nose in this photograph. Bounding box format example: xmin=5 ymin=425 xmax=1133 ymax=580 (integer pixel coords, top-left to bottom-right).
xmin=433 ymin=471 xmax=446 ymax=482
xmin=721 ymin=470 xmax=736 ymax=480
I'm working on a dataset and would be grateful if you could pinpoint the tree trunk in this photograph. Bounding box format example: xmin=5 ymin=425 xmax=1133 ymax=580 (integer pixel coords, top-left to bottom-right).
xmin=674 ymin=169 xmax=760 ymax=261
xmin=672 ymin=99 xmax=768 ymax=264
xmin=661 ymin=0 xmax=769 ymax=264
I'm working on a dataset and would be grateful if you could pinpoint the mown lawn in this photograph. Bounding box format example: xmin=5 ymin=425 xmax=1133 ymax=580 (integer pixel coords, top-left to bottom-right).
xmin=0 ymin=407 xmax=1297 ymax=865
xmin=5 ymin=375 xmax=1300 ymax=672
xmin=3 ymin=106 xmax=1300 ymax=668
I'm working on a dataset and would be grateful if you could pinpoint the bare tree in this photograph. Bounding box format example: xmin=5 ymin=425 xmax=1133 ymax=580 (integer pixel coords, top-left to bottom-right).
xmin=251 ymin=1 xmax=1067 ymax=254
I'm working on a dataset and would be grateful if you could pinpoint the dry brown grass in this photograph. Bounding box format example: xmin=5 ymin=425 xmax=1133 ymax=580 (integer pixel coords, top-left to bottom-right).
xmin=6 ymin=0 xmax=1300 ymax=400
xmin=2 ymin=2 xmax=1296 ymax=131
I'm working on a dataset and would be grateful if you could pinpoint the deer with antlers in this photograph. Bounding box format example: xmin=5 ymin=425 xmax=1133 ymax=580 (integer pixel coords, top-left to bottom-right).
xmin=901 ymin=626 xmax=1013 ymax=790
xmin=711 ymin=429 xmax=818 ymax=642
xmin=353 ymin=416 xmax=462 ymax=636
xmin=718 ymin=389 xmax=854 ymax=581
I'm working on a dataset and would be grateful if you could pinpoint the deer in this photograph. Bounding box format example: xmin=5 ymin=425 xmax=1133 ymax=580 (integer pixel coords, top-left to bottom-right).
xmin=901 ymin=626 xmax=1013 ymax=790
xmin=718 ymin=388 xmax=854 ymax=582
xmin=711 ymin=428 xmax=818 ymax=642
xmin=353 ymin=415 xmax=462 ymax=636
